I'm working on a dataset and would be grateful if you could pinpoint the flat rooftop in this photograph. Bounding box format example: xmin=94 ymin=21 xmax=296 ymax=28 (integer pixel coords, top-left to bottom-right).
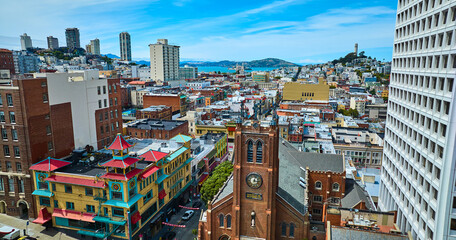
xmin=128 ymin=138 xmax=182 ymax=156
xmin=126 ymin=119 xmax=187 ymax=130
xmin=139 ymin=105 xmax=171 ymax=112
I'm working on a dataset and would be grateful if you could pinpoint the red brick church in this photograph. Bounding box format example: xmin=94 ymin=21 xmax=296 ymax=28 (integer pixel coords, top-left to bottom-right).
xmin=198 ymin=119 xmax=312 ymax=240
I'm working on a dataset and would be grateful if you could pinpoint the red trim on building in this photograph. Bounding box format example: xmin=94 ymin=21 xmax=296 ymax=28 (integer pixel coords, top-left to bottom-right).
xmin=100 ymin=168 xmax=142 ymax=181
xmin=52 ymin=208 xmax=96 ymax=222
xmin=101 ymin=157 xmax=141 ymax=169
xmin=29 ymin=157 xmax=72 ymax=172
xmin=140 ymin=150 xmax=168 ymax=162
xmin=139 ymin=166 xmax=160 ymax=180
xmin=107 ymin=134 xmax=132 ymax=150
xmin=45 ymin=175 xmax=106 ymax=188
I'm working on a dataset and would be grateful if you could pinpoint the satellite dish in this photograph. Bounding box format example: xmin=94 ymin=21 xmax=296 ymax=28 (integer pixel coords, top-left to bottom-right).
xmin=90 ymin=156 xmax=95 ymax=162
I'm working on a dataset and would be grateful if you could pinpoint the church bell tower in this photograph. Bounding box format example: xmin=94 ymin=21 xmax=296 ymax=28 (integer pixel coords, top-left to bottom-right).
xmin=231 ymin=118 xmax=279 ymax=240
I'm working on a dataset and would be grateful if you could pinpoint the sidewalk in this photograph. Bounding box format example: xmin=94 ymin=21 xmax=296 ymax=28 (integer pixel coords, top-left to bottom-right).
xmin=0 ymin=214 xmax=77 ymax=240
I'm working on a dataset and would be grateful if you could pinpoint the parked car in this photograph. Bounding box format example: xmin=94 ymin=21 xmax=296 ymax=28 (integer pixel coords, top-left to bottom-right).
xmin=181 ymin=210 xmax=195 ymax=220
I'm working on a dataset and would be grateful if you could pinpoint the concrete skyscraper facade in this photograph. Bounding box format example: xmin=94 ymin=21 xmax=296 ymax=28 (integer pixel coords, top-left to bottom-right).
xmin=47 ymin=36 xmax=59 ymax=50
xmin=149 ymin=39 xmax=180 ymax=85
xmin=65 ymin=28 xmax=80 ymax=49
xmin=20 ymin=33 xmax=32 ymax=51
xmin=90 ymin=38 xmax=100 ymax=55
xmin=119 ymin=32 xmax=131 ymax=61
xmin=379 ymin=1 xmax=456 ymax=240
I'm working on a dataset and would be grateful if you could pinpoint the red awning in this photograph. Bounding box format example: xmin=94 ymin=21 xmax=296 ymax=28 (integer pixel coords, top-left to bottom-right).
xmin=131 ymin=211 xmax=141 ymax=225
xmin=198 ymin=173 xmax=209 ymax=185
xmin=158 ymin=189 xmax=167 ymax=200
xmin=227 ymin=127 xmax=236 ymax=132
xmin=52 ymin=208 xmax=95 ymax=222
xmin=45 ymin=175 xmax=105 ymax=188
xmin=33 ymin=207 xmax=52 ymax=224
xmin=139 ymin=166 xmax=160 ymax=180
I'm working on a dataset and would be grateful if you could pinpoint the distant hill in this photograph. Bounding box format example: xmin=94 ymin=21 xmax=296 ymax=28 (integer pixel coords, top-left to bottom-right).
xmin=103 ymin=53 xmax=120 ymax=59
xmin=181 ymin=58 xmax=299 ymax=68
xmin=135 ymin=60 xmax=150 ymax=66
xmin=124 ymin=58 xmax=300 ymax=68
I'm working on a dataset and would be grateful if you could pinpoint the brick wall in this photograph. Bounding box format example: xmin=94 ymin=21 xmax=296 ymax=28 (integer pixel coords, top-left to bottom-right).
xmin=126 ymin=121 xmax=188 ymax=140
xmin=136 ymin=107 xmax=172 ymax=120
xmin=50 ymin=103 xmax=74 ymax=158
xmin=307 ymin=171 xmax=345 ymax=221
xmin=143 ymin=95 xmax=181 ymax=114
xmin=95 ymin=79 xmax=122 ymax=149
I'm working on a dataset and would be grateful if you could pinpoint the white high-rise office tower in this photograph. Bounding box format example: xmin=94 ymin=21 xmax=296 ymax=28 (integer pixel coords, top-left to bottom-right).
xmin=20 ymin=33 xmax=32 ymax=50
xmin=90 ymin=38 xmax=100 ymax=55
xmin=149 ymin=39 xmax=180 ymax=85
xmin=119 ymin=32 xmax=131 ymax=61
xmin=379 ymin=1 xmax=456 ymax=239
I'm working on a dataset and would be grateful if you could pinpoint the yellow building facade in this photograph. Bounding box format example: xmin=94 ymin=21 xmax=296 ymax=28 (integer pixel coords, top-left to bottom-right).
xmin=195 ymin=122 xmax=236 ymax=141
xmin=282 ymin=81 xmax=330 ymax=101
xmin=30 ymin=134 xmax=193 ymax=240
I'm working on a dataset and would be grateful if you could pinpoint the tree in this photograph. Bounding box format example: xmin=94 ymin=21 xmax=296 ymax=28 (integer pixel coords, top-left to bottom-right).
xmin=338 ymin=108 xmax=359 ymax=118
xmin=359 ymin=51 xmax=366 ymax=58
xmin=200 ymin=161 xmax=234 ymax=204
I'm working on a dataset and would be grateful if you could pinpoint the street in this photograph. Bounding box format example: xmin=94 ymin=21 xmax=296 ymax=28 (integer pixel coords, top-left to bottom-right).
xmin=158 ymin=200 xmax=204 ymax=240
xmin=0 ymin=214 xmax=76 ymax=240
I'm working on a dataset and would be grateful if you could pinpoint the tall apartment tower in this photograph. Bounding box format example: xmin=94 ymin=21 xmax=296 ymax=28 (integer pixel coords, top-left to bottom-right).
xmin=20 ymin=33 xmax=32 ymax=51
xmin=47 ymin=36 xmax=59 ymax=50
xmin=65 ymin=28 xmax=80 ymax=49
xmin=149 ymin=39 xmax=180 ymax=84
xmin=354 ymin=43 xmax=358 ymax=56
xmin=378 ymin=1 xmax=456 ymax=240
xmin=90 ymin=38 xmax=100 ymax=55
xmin=119 ymin=32 xmax=131 ymax=61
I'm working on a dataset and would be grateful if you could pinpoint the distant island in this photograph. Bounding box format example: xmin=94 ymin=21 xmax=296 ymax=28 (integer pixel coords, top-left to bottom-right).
xmin=101 ymin=55 xmax=300 ymax=68
xmin=181 ymin=58 xmax=300 ymax=68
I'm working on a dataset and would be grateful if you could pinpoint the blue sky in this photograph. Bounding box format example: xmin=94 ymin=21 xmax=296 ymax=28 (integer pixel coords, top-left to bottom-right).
xmin=0 ymin=0 xmax=398 ymax=63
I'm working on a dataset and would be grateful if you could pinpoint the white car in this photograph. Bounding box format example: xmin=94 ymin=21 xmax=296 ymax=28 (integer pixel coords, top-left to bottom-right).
xmin=181 ymin=210 xmax=195 ymax=220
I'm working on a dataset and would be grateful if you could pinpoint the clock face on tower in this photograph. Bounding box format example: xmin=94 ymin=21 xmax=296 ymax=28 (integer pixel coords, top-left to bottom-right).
xmin=246 ymin=172 xmax=263 ymax=189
